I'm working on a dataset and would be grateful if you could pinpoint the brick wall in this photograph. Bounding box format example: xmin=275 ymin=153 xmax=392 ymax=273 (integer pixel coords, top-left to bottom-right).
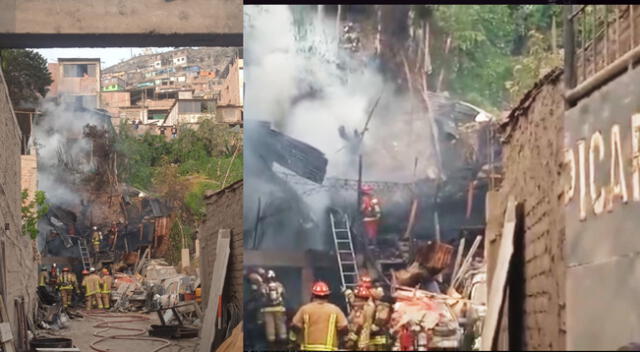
xmin=199 ymin=180 xmax=243 ymax=310
xmin=0 ymin=68 xmax=38 ymax=336
xmin=491 ymin=69 xmax=566 ymax=350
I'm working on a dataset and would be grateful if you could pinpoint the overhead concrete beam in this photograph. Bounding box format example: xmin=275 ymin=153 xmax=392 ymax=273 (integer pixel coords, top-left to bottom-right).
xmin=0 ymin=0 xmax=242 ymax=48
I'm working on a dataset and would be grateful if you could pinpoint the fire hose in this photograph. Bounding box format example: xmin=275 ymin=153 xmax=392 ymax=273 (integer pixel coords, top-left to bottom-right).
xmin=85 ymin=310 xmax=175 ymax=352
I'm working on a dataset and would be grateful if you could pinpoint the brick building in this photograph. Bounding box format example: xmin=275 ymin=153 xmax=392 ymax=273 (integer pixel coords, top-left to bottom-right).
xmin=0 ymin=65 xmax=38 ymax=339
xmin=198 ymin=179 xmax=243 ymax=310
xmin=47 ymin=58 xmax=101 ymax=109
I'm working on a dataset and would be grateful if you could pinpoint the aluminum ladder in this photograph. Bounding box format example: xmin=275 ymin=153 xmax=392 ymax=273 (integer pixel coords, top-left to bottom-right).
xmin=78 ymin=238 xmax=91 ymax=270
xmin=330 ymin=213 xmax=360 ymax=294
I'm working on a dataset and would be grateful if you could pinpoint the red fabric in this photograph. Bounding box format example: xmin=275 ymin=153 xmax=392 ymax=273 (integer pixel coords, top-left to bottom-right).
xmin=363 ymin=219 xmax=379 ymax=240
xmin=399 ymin=327 xmax=413 ymax=351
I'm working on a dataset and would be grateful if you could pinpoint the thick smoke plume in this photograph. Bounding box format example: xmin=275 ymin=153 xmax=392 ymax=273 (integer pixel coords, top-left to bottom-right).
xmin=245 ymin=5 xmax=438 ymax=182
xmin=245 ymin=5 xmax=440 ymax=250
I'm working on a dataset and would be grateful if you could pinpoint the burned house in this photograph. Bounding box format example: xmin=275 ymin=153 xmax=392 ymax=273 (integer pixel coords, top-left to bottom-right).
xmin=35 ymin=103 xmax=173 ymax=274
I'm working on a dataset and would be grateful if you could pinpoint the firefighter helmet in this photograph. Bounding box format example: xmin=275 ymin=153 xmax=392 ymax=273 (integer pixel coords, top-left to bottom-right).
xmin=93 ymin=226 xmax=97 ymax=230
xmin=62 ymin=267 xmax=70 ymax=272
xmin=82 ymin=269 xmax=89 ymax=275
xmin=360 ymin=274 xmax=373 ymax=288
xmin=102 ymin=268 xmax=109 ymax=275
xmin=354 ymin=285 xmax=371 ymax=299
xmin=361 ymin=184 xmax=374 ymax=194
xmin=89 ymin=267 xmax=96 ymax=273
xmin=267 ymin=270 xmax=276 ymax=280
xmin=257 ymin=268 xmax=266 ymax=277
xmin=311 ymin=281 xmax=331 ymax=297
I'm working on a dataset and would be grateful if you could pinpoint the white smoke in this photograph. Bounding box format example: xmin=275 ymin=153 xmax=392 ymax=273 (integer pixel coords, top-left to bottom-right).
xmin=244 ymin=5 xmax=438 ymax=183
xmin=34 ymin=99 xmax=105 ymax=208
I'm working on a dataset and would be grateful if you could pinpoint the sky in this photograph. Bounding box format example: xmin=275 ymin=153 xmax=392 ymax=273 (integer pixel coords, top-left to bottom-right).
xmin=33 ymin=47 xmax=176 ymax=69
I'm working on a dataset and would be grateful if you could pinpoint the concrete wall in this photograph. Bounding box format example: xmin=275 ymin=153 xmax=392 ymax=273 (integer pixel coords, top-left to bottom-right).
xmin=0 ymin=68 xmax=38 ymax=337
xmin=199 ymin=180 xmax=243 ymax=310
xmin=0 ymin=0 xmax=242 ymax=48
xmin=490 ymin=69 xmax=566 ymax=350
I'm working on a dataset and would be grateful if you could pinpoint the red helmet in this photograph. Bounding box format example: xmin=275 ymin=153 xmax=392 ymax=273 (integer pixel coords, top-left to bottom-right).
xmin=354 ymin=285 xmax=371 ymax=299
xmin=311 ymin=281 xmax=331 ymax=296
xmin=82 ymin=270 xmax=89 ymax=275
xmin=360 ymin=275 xmax=372 ymax=288
xmin=361 ymin=184 xmax=374 ymax=194
xmin=62 ymin=267 xmax=70 ymax=272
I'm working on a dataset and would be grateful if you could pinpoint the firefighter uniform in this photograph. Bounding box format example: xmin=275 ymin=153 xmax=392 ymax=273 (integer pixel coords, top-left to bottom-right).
xmin=91 ymin=228 xmax=101 ymax=253
xmin=83 ymin=269 xmax=102 ymax=310
xmin=100 ymin=269 xmax=113 ymax=309
xmin=261 ymin=270 xmax=287 ymax=343
xmin=360 ymin=185 xmax=381 ymax=241
xmin=58 ymin=269 xmax=78 ymax=308
xmin=291 ymin=282 xmax=348 ymax=351
xmin=347 ymin=285 xmax=376 ymax=350
xmin=368 ymin=295 xmax=392 ymax=350
xmin=38 ymin=267 xmax=48 ymax=287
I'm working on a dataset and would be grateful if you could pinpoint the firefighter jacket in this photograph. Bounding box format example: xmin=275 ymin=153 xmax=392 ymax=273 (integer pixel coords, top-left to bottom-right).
xmin=369 ymin=301 xmax=392 ymax=347
xmin=91 ymin=231 xmax=101 ymax=245
xmin=83 ymin=274 xmax=101 ymax=296
xmin=38 ymin=272 xmax=48 ymax=287
xmin=58 ymin=272 xmax=78 ymax=291
xmin=101 ymin=275 xmax=113 ymax=294
xmin=261 ymin=281 xmax=285 ymax=309
xmin=292 ymin=300 xmax=348 ymax=351
xmin=361 ymin=195 xmax=381 ymax=221
xmin=347 ymin=299 xmax=376 ymax=350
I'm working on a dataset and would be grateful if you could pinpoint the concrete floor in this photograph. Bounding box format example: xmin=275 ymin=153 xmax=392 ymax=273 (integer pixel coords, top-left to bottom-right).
xmin=37 ymin=310 xmax=200 ymax=352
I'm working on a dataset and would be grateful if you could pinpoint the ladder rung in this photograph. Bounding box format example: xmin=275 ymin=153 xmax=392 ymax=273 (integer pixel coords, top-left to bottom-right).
xmin=336 ymin=240 xmax=351 ymax=243
xmin=341 ymin=261 xmax=355 ymax=265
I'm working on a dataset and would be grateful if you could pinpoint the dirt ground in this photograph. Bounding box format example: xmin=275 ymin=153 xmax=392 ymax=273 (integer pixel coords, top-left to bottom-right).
xmin=37 ymin=310 xmax=200 ymax=352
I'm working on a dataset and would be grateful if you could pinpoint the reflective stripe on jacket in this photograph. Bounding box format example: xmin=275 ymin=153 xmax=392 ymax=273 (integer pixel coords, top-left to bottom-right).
xmin=302 ymin=313 xmax=337 ymax=351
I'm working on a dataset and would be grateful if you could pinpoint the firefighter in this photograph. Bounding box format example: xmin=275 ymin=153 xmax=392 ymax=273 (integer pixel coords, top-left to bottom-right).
xmin=368 ymin=284 xmax=393 ymax=350
xmin=291 ymin=281 xmax=348 ymax=351
xmin=58 ymin=267 xmax=78 ymax=308
xmin=83 ymin=267 xmax=102 ymax=310
xmin=38 ymin=266 xmax=48 ymax=287
xmin=49 ymin=263 xmax=59 ymax=287
xmin=343 ymin=274 xmax=373 ymax=310
xmin=346 ymin=285 xmax=376 ymax=350
xmin=100 ymin=268 xmax=113 ymax=310
xmin=260 ymin=270 xmax=287 ymax=347
xmin=91 ymin=227 xmax=101 ymax=254
xmin=360 ymin=185 xmax=381 ymax=244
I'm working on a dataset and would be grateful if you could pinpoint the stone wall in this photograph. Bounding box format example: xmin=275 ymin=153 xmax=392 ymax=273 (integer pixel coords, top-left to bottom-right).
xmin=489 ymin=68 xmax=566 ymax=350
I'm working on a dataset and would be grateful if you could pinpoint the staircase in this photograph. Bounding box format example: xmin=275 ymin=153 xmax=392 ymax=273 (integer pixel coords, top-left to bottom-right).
xmin=330 ymin=213 xmax=360 ymax=296
xmin=78 ymin=238 xmax=91 ymax=271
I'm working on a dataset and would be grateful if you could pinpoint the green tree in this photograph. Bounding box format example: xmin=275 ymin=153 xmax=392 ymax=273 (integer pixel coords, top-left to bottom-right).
xmin=21 ymin=190 xmax=49 ymax=240
xmin=0 ymin=49 xmax=53 ymax=107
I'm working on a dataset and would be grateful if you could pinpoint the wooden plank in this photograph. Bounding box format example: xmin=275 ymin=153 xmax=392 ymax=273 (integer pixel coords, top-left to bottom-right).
xmin=0 ymin=322 xmax=12 ymax=343
xmin=200 ymin=229 xmax=231 ymax=352
xmin=0 ymin=295 xmax=16 ymax=352
xmin=481 ymin=197 xmax=517 ymax=351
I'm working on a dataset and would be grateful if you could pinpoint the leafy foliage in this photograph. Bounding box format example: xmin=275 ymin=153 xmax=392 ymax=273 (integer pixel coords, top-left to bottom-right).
xmin=21 ymin=190 xmax=49 ymax=240
xmin=0 ymin=49 xmax=53 ymax=107
xmin=411 ymin=4 xmax=561 ymax=111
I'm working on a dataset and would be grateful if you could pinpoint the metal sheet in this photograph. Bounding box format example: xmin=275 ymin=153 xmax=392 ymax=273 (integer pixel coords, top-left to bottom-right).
xmin=565 ymin=64 xmax=640 ymax=349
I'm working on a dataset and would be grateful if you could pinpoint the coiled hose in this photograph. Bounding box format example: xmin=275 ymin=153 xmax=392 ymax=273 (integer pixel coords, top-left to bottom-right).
xmin=85 ymin=310 xmax=176 ymax=352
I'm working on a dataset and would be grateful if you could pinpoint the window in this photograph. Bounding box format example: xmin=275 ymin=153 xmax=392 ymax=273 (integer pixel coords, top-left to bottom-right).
xmin=63 ymin=64 xmax=97 ymax=77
